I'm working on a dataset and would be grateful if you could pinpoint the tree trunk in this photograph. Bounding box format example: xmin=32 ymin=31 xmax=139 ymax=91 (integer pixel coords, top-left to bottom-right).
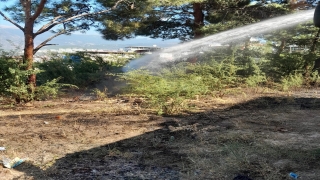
xmin=304 ymin=28 xmax=320 ymax=85
xmin=24 ymin=12 xmax=36 ymax=91
xmin=193 ymin=3 xmax=204 ymax=39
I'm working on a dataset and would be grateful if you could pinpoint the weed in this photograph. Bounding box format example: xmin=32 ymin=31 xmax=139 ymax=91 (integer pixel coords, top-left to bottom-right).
xmin=280 ymin=73 xmax=304 ymax=91
xmin=91 ymin=87 xmax=108 ymax=101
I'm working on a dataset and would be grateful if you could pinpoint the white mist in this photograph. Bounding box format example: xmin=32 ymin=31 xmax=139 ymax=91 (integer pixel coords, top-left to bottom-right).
xmin=124 ymin=9 xmax=315 ymax=71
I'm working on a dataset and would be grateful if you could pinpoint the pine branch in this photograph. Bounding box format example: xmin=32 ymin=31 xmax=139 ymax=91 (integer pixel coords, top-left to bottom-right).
xmin=34 ymin=16 xmax=63 ymax=36
xmin=34 ymin=31 xmax=65 ymax=54
xmin=0 ymin=11 xmax=24 ymax=31
xmin=34 ymin=0 xmax=126 ymax=36
xmin=32 ymin=0 xmax=47 ymax=20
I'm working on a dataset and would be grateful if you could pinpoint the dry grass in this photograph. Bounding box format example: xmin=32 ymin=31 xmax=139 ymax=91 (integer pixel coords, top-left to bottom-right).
xmin=1 ymin=88 xmax=320 ymax=179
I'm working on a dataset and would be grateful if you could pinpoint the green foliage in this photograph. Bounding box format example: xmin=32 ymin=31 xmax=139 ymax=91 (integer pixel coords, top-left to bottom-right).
xmin=280 ymin=73 xmax=304 ymax=91
xmin=245 ymin=75 xmax=267 ymax=87
xmin=36 ymin=53 xmax=125 ymax=88
xmin=0 ymin=54 xmax=38 ymax=102
xmin=91 ymin=88 xmax=108 ymax=101
xmin=36 ymin=77 xmax=78 ymax=100
xmin=120 ymin=19 xmax=320 ymax=114
xmin=0 ymin=48 xmax=132 ymax=103
xmin=235 ymin=50 xmax=263 ymax=77
xmin=121 ymin=58 xmax=241 ymax=115
xmin=36 ymin=58 xmax=75 ymax=86
xmin=267 ymin=52 xmax=305 ymax=79
xmin=72 ymin=59 xmax=102 ymax=86
xmin=262 ymin=21 xmax=320 ymax=85
xmin=93 ymin=55 xmax=133 ymax=69
xmin=310 ymin=71 xmax=320 ymax=86
xmin=0 ymin=56 xmax=21 ymax=94
xmin=203 ymin=3 xmax=289 ymax=35
xmin=98 ymin=0 xmax=290 ymax=41
xmin=5 ymin=67 xmax=42 ymax=102
xmin=0 ymin=54 xmax=76 ymax=102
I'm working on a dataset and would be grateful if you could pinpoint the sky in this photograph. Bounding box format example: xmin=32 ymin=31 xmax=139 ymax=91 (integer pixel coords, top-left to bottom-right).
xmin=0 ymin=1 xmax=180 ymax=50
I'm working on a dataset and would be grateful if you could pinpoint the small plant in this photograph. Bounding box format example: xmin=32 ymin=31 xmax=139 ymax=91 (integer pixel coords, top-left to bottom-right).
xmin=91 ymin=88 xmax=108 ymax=101
xmin=309 ymin=70 xmax=320 ymax=86
xmin=280 ymin=73 xmax=304 ymax=91
xmin=245 ymin=74 xmax=267 ymax=87
xmin=4 ymin=65 xmax=41 ymax=103
xmin=36 ymin=77 xmax=78 ymax=100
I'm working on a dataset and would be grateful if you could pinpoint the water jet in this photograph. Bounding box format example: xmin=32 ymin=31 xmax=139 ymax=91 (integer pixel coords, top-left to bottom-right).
xmin=124 ymin=9 xmax=315 ymax=72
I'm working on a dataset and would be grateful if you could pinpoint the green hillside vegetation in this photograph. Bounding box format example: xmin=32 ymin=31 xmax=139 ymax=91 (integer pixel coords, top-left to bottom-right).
xmin=1 ymin=21 xmax=320 ymax=114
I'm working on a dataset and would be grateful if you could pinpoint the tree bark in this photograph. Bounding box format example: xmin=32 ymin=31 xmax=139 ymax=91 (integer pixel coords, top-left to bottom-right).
xmin=22 ymin=0 xmax=47 ymax=90
xmin=24 ymin=24 xmax=36 ymax=89
xmin=193 ymin=3 xmax=204 ymax=39
xmin=23 ymin=0 xmax=36 ymax=90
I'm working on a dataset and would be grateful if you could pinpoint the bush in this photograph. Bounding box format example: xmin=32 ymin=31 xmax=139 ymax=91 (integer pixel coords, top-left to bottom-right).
xmin=280 ymin=73 xmax=304 ymax=91
xmin=5 ymin=67 xmax=41 ymax=102
xmin=0 ymin=55 xmax=38 ymax=102
xmin=36 ymin=59 xmax=75 ymax=86
xmin=0 ymin=51 xmax=77 ymax=103
xmin=35 ymin=77 xmax=77 ymax=100
xmin=0 ymin=61 xmax=75 ymax=103
xmin=37 ymin=52 xmax=126 ymax=88
xmin=37 ymin=54 xmax=101 ymax=87
xmin=121 ymin=59 xmax=240 ymax=115
xmin=267 ymin=52 xmax=305 ymax=79
xmin=0 ymin=56 xmax=21 ymax=95
xmin=245 ymin=75 xmax=267 ymax=87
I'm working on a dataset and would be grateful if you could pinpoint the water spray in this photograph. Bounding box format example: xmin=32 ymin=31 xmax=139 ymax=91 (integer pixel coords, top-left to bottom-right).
xmin=124 ymin=9 xmax=315 ymax=72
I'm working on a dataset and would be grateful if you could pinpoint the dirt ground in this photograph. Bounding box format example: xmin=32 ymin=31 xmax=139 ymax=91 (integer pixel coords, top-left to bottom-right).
xmin=1 ymin=88 xmax=320 ymax=180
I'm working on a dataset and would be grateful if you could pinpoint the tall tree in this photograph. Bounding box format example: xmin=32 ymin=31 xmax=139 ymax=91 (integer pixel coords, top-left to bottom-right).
xmin=97 ymin=0 xmax=297 ymax=42
xmin=96 ymin=0 xmax=208 ymax=41
xmin=0 ymin=0 xmax=132 ymax=89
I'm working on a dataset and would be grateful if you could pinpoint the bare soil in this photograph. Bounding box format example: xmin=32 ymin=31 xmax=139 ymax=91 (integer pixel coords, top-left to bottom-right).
xmin=1 ymin=88 xmax=320 ymax=180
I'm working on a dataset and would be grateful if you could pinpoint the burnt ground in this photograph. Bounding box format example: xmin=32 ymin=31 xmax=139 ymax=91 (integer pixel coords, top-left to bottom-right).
xmin=1 ymin=88 xmax=320 ymax=180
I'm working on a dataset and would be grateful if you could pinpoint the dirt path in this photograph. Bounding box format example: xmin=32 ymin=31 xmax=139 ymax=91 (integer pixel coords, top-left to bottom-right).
xmin=1 ymin=89 xmax=320 ymax=179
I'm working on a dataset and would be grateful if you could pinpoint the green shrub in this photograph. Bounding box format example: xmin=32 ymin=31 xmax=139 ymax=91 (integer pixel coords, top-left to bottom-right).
xmin=0 ymin=51 xmax=77 ymax=103
xmin=280 ymin=73 xmax=304 ymax=91
xmin=121 ymin=60 xmax=239 ymax=115
xmin=36 ymin=77 xmax=78 ymax=100
xmin=310 ymin=71 xmax=320 ymax=86
xmin=5 ymin=67 xmax=41 ymax=102
xmin=37 ymin=52 xmax=126 ymax=88
xmin=91 ymin=88 xmax=108 ymax=101
xmin=37 ymin=56 xmax=100 ymax=87
xmin=245 ymin=74 xmax=267 ymax=87
xmin=36 ymin=59 xmax=75 ymax=85
xmin=0 ymin=55 xmax=37 ymax=102
xmin=0 ymin=56 xmax=21 ymax=94
xmin=267 ymin=53 xmax=305 ymax=79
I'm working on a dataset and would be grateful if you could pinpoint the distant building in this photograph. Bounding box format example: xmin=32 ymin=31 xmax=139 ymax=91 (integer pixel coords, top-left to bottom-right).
xmin=286 ymin=44 xmax=308 ymax=53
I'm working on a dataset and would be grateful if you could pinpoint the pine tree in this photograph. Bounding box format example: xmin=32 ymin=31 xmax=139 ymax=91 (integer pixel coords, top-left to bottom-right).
xmin=0 ymin=0 xmax=132 ymax=90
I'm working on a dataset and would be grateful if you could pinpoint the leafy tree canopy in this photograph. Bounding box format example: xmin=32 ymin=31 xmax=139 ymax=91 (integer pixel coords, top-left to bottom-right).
xmin=97 ymin=0 xmax=303 ymax=41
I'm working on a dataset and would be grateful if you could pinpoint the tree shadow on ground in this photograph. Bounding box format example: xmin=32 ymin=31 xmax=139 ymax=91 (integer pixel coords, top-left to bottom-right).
xmin=11 ymin=96 xmax=320 ymax=179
